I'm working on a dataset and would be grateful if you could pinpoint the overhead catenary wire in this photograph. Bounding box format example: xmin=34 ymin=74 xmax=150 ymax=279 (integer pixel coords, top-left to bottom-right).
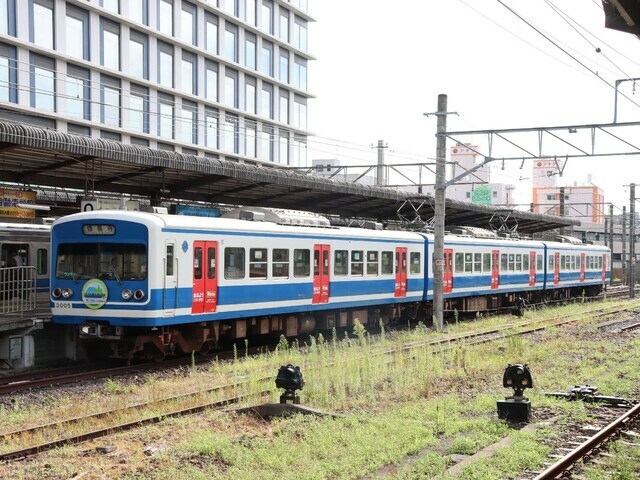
xmin=496 ymin=0 xmax=640 ymax=113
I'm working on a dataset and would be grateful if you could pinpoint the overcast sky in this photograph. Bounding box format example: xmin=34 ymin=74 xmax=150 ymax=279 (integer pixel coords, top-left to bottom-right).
xmin=305 ymin=0 xmax=640 ymax=213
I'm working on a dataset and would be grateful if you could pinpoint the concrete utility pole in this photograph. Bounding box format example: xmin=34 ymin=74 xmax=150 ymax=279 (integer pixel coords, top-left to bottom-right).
xmin=631 ymin=183 xmax=636 ymax=298
xmin=433 ymin=95 xmax=448 ymax=332
xmin=622 ymin=205 xmax=627 ymax=285
xmin=609 ymin=204 xmax=614 ymax=254
xmin=375 ymin=140 xmax=387 ymax=187
xmin=559 ymin=187 xmax=566 ymax=235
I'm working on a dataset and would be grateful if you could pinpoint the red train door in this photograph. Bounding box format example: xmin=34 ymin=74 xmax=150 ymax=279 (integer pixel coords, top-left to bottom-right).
xmin=529 ymin=251 xmax=536 ymax=287
xmin=602 ymin=254 xmax=607 ymax=282
xmin=491 ymin=250 xmax=500 ymax=289
xmin=443 ymin=249 xmax=453 ymax=294
xmin=580 ymin=253 xmax=586 ymax=283
xmin=193 ymin=241 xmax=218 ymax=314
xmin=313 ymin=244 xmax=330 ymax=304
xmin=554 ymin=252 xmax=560 ymax=285
xmin=394 ymin=247 xmax=407 ymax=297
xmin=204 ymin=242 xmax=218 ymax=313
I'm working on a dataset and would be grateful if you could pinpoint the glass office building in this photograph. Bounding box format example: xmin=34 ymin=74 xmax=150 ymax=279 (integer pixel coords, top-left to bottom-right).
xmin=0 ymin=0 xmax=312 ymax=166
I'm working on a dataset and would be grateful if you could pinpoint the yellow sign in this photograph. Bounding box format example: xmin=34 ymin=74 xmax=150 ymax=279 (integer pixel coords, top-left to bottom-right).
xmin=0 ymin=190 xmax=36 ymax=219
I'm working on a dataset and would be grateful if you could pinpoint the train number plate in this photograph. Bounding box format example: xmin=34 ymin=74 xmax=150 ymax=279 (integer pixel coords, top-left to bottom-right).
xmin=54 ymin=302 xmax=72 ymax=309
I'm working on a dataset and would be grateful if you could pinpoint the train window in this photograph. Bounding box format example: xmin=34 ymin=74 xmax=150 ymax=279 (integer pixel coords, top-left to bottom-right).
xmin=207 ymin=247 xmax=216 ymax=279
xmin=455 ymin=253 xmax=464 ymax=273
xmin=473 ymin=253 xmax=481 ymax=272
xmin=250 ymin=248 xmax=267 ymax=279
xmin=501 ymin=254 xmax=507 ymax=271
xmin=166 ymin=244 xmax=174 ymax=276
xmin=508 ymin=254 xmax=515 ymax=271
xmin=334 ymin=250 xmax=348 ymax=275
xmin=560 ymin=255 xmax=566 ymax=271
xmin=367 ymin=251 xmax=379 ymax=276
xmin=401 ymin=251 xmax=407 ymax=275
xmin=549 ymin=255 xmax=555 ymax=268
xmin=410 ymin=252 xmax=420 ymax=274
xmin=37 ymin=248 xmax=48 ymax=275
xmin=314 ymin=250 xmax=320 ymax=276
xmin=523 ymin=254 xmax=529 ymax=271
xmin=576 ymin=255 xmax=581 ymax=269
xmin=323 ymin=250 xmax=329 ymax=276
xmin=224 ymin=247 xmax=246 ymax=279
xmin=381 ymin=251 xmax=393 ymax=275
xmin=464 ymin=253 xmax=472 ymax=273
xmin=598 ymin=256 xmax=603 ymax=269
xmin=293 ymin=249 xmax=310 ymax=277
xmin=272 ymin=249 xmax=289 ymax=278
xmin=483 ymin=253 xmax=491 ymax=272
xmin=351 ymin=251 xmax=363 ymax=276
xmin=537 ymin=255 xmax=543 ymax=271
xmin=56 ymin=243 xmax=147 ymax=280
xmin=515 ymin=254 xmax=522 ymax=271
xmin=194 ymin=247 xmax=203 ymax=280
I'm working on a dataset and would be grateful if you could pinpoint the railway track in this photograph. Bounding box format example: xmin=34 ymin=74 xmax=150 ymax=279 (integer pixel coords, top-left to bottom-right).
xmin=529 ymin=402 xmax=640 ymax=479
xmin=1 ymin=299 xmax=638 ymax=462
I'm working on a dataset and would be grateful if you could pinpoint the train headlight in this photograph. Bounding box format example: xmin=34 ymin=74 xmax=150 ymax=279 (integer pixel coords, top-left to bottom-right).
xmin=121 ymin=289 xmax=133 ymax=300
xmin=134 ymin=289 xmax=145 ymax=300
xmin=61 ymin=288 xmax=73 ymax=299
xmin=52 ymin=288 xmax=62 ymax=298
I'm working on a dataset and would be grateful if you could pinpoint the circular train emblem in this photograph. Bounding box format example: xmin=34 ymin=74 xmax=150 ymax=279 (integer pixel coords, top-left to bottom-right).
xmin=82 ymin=279 xmax=108 ymax=310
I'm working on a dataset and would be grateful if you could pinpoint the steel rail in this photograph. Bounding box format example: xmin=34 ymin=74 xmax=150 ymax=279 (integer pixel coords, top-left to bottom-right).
xmin=533 ymin=402 xmax=640 ymax=479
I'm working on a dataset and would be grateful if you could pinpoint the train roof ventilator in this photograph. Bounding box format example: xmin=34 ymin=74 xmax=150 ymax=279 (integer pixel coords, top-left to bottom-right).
xmin=497 ymin=364 xmax=533 ymax=423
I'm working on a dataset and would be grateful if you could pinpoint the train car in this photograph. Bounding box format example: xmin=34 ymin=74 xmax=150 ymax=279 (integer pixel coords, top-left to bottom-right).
xmin=50 ymin=210 xmax=427 ymax=359
xmin=431 ymin=234 xmax=547 ymax=312
xmin=543 ymin=240 xmax=610 ymax=298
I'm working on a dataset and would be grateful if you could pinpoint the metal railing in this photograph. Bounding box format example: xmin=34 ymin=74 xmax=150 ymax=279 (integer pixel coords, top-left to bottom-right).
xmin=0 ymin=267 xmax=37 ymax=315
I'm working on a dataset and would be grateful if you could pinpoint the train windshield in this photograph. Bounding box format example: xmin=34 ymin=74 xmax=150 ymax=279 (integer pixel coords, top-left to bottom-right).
xmin=56 ymin=243 xmax=147 ymax=281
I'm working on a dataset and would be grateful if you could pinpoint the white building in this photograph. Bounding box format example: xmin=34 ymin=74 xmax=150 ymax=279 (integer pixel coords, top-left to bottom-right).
xmin=0 ymin=0 xmax=312 ymax=166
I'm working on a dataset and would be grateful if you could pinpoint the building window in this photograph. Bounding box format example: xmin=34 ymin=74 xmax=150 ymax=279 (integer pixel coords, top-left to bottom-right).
xmin=260 ymin=41 xmax=273 ymax=76
xmin=65 ymin=6 xmax=89 ymax=61
xmin=180 ymin=52 xmax=196 ymax=95
xmin=158 ymin=95 xmax=174 ymax=139
xmin=129 ymin=84 xmax=149 ymax=133
xmin=205 ymin=15 xmax=218 ymax=54
xmin=245 ymin=76 xmax=256 ymax=114
xmin=129 ymin=30 xmax=148 ymax=80
xmin=180 ymin=2 xmax=196 ymax=45
xmin=293 ymin=56 xmax=307 ymax=90
xmin=224 ymin=69 xmax=237 ymax=108
xmin=279 ymin=9 xmax=289 ymax=42
xmin=158 ymin=0 xmax=173 ymax=36
xmin=261 ymin=0 xmax=273 ymax=34
xmin=1 ymin=0 xmax=15 ymax=36
xmin=30 ymin=53 xmax=55 ymax=112
xmin=292 ymin=134 xmax=306 ymax=167
xmin=100 ymin=75 xmax=120 ymax=127
xmin=31 ymin=0 xmax=55 ymax=50
xmin=128 ymin=0 xmax=147 ymax=24
xmin=177 ymin=99 xmax=197 ymax=144
xmin=245 ymin=0 xmax=256 ymax=26
xmin=259 ymin=124 xmax=273 ymax=161
xmin=205 ymin=108 xmax=218 ymax=149
xmin=279 ymin=92 xmax=289 ymax=124
xmin=0 ymin=43 xmax=17 ymax=103
xmin=279 ymin=50 xmax=289 ymax=83
xmin=245 ymin=120 xmax=256 ymax=157
xmin=293 ymin=96 xmax=306 ymax=129
xmin=293 ymin=16 xmax=307 ymax=51
xmin=223 ymin=0 xmax=237 ymax=16
xmin=205 ymin=62 xmax=218 ymax=102
xmin=245 ymin=33 xmax=256 ymax=70
xmin=158 ymin=42 xmax=173 ymax=88
xmin=101 ymin=19 xmax=120 ymax=71
xmin=101 ymin=0 xmax=119 ymax=13
xmin=261 ymin=83 xmax=273 ymax=119
xmin=278 ymin=131 xmax=288 ymax=165
xmin=224 ymin=24 xmax=238 ymax=62
xmin=66 ymin=65 xmax=90 ymax=120
xmin=223 ymin=114 xmax=238 ymax=153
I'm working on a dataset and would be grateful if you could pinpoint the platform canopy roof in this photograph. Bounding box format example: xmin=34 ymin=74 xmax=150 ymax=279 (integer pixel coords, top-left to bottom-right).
xmin=0 ymin=122 xmax=577 ymax=234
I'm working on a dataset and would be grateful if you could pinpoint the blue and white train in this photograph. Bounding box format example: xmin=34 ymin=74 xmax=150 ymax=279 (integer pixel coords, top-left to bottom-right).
xmin=49 ymin=209 xmax=611 ymax=360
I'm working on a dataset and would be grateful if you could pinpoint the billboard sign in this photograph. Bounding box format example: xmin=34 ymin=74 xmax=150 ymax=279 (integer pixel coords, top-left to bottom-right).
xmin=0 ymin=189 xmax=36 ymax=218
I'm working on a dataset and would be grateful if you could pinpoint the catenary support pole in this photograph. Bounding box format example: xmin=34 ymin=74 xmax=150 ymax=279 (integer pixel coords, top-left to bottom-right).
xmin=433 ymin=94 xmax=448 ymax=332
xmin=609 ymin=204 xmax=615 ymax=253
xmin=622 ymin=206 xmax=627 ymax=285
xmin=376 ymin=140 xmax=387 ymax=186
xmin=631 ymin=184 xmax=636 ymax=298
